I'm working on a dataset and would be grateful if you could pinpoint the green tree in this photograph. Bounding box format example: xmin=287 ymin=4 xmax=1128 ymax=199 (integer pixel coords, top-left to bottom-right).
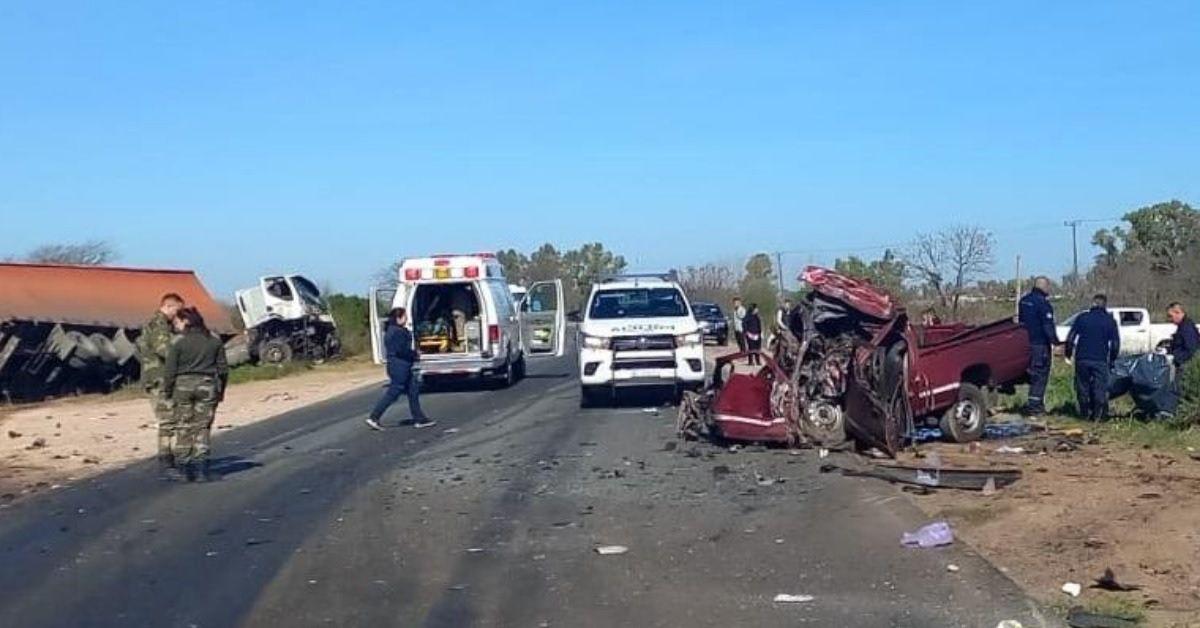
xmin=833 ymin=249 xmax=905 ymax=295
xmin=25 ymin=240 xmax=118 ymax=265
xmin=1093 ymin=200 xmax=1200 ymax=271
xmin=326 ymin=293 xmax=370 ymax=356
xmin=496 ymin=248 xmax=529 ymax=284
xmin=742 ymin=253 xmax=775 ymax=283
xmin=563 ymin=242 xmax=627 ymax=308
xmin=526 ymin=244 xmax=563 ymax=283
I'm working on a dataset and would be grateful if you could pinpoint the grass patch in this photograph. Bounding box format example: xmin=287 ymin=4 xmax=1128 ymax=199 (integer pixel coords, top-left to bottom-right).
xmin=226 ymin=360 xmax=313 ymax=385
xmin=1048 ymin=596 xmax=1146 ymax=624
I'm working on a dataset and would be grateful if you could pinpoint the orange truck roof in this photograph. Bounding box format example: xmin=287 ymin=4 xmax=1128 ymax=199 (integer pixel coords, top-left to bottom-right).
xmin=0 ymin=263 xmax=235 ymax=334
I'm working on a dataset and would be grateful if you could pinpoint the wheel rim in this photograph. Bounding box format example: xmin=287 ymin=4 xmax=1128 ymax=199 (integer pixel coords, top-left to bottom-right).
xmin=953 ymin=400 xmax=982 ymax=432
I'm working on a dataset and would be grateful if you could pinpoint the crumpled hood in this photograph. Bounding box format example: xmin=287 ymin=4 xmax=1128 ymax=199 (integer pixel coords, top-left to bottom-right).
xmin=801 ymin=265 xmax=896 ymax=320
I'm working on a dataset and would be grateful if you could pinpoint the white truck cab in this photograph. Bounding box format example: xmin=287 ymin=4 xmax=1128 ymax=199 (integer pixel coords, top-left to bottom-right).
xmin=235 ymin=274 xmax=339 ymax=363
xmin=369 ymin=254 xmax=565 ymax=386
xmin=577 ymin=273 xmax=706 ymax=406
xmin=1056 ymin=306 xmax=1197 ymax=356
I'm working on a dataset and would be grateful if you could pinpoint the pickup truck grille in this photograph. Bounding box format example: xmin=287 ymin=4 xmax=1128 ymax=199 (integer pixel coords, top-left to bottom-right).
xmin=611 ymin=335 xmax=675 ymax=351
xmin=612 ymin=358 xmax=677 ymax=370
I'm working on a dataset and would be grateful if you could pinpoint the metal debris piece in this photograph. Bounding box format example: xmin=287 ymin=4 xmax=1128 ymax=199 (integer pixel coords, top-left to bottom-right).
xmin=772 ymin=594 xmax=814 ymax=603
xmin=1061 ymin=582 xmax=1082 ymax=597
xmin=594 ymin=545 xmax=628 ymax=555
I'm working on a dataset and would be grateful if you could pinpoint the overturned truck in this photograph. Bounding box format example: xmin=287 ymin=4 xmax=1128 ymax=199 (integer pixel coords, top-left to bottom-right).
xmin=0 ymin=263 xmax=235 ymax=402
xmin=679 ymin=266 xmax=1031 ymax=456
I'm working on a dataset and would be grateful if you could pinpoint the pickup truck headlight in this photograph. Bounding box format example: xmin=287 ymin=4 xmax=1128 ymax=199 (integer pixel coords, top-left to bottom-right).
xmin=675 ymin=332 xmax=702 ymax=347
xmin=581 ymin=333 xmax=610 ymax=350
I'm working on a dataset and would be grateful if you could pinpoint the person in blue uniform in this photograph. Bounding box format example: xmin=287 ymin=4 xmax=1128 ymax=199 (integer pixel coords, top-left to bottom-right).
xmin=1018 ymin=276 xmax=1061 ymax=415
xmin=366 ymin=307 xmax=435 ymax=430
xmin=1065 ymin=294 xmax=1120 ymax=420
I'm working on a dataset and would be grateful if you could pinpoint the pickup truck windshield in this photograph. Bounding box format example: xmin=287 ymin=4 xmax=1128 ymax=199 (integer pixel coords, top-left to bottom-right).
xmin=589 ymin=288 xmax=689 ymax=319
xmin=693 ymin=304 xmax=723 ymax=318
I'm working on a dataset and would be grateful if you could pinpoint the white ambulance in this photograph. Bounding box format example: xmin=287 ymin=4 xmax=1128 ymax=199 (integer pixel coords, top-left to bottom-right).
xmin=369 ymin=253 xmax=565 ymax=386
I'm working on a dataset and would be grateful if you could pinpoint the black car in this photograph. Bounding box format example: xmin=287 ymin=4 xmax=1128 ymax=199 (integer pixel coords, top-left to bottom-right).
xmin=691 ymin=301 xmax=729 ymax=345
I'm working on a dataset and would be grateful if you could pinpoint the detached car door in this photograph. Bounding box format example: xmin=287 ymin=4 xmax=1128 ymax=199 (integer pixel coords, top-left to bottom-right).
xmin=519 ymin=279 xmax=566 ymax=358
xmin=368 ymin=286 xmax=399 ymax=365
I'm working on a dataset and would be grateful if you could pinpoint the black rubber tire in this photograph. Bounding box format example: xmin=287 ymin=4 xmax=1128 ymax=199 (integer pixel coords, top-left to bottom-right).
xmin=940 ymin=382 xmax=988 ymax=443
xmin=718 ymin=334 xmax=728 ymax=346
xmin=514 ymin=355 xmax=527 ymax=380
xmin=580 ymin=385 xmax=606 ymax=408
xmin=495 ymin=359 xmax=516 ymax=389
xmin=259 ymin=338 xmax=293 ymax=365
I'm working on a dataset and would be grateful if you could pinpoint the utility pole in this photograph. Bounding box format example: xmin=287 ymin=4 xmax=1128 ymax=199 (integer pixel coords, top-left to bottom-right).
xmin=1064 ymin=220 xmax=1081 ymax=284
xmin=775 ymin=251 xmax=785 ymax=297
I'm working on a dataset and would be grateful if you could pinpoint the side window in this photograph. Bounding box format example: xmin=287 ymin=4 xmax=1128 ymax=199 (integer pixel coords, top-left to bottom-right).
xmin=489 ymin=281 xmax=515 ymax=319
xmin=265 ymin=277 xmax=293 ymax=300
xmin=1119 ymin=311 xmax=1143 ymax=326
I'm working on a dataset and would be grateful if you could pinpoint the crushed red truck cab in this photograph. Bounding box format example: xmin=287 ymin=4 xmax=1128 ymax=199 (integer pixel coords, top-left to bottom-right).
xmin=684 ymin=266 xmax=1031 ymax=456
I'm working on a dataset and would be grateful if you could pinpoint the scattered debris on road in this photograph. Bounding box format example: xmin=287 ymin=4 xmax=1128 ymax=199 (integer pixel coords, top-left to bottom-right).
xmin=901 ymin=521 xmax=954 ymax=548
xmin=771 ymin=594 xmax=814 ymax=603
xmin=594 ymin=545 xmax=629 ymax=555
xmin=1091 ymin=567 xmax=1141 ymax=592
xmin=1061 ymin=582 xmax=1082 ymax=597
xmin=1065 ymin=607 xmax=1139 ymax=628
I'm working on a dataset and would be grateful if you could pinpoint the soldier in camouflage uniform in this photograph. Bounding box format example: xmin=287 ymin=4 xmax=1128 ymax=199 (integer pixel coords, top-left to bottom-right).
xmin=162 ymin=307 xmax=229 ymax=482
xmin=136 ymin=293 xmax=185 ymax=479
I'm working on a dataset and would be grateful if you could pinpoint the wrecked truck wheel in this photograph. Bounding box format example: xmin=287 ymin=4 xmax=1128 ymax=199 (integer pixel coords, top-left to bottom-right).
xmin=940 ymin=383 xmax=987 ymax=443
xmin=804 ymin=401 xmax=847 ymax=445
xmin=259 ymin=338 xmax=293 ymax=365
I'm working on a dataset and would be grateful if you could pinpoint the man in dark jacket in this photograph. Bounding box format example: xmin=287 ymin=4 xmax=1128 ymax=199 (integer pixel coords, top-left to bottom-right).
xmin=1018 ymin=276 xmax=1060 ymax=415
xmin=1168 ymin=303 xmax=1199 ymax=368
xmin=1065 ymin=294 xmax=1120 ymax=420
xmin=366 ymin=307 xmax=434 ymax=430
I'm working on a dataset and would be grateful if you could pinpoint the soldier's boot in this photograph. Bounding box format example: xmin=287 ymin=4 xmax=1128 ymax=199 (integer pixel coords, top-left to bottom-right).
xmin=194 ymin=459 xmax=217 ymax=483
xmin=157 ymin=454 xmax=184 ymax=482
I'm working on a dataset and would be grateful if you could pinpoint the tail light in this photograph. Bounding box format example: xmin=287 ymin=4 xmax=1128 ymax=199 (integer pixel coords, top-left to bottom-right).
xmin=488 ymin=325 xmax=501 ymax=344
xmin=464 ymin=266 xmax=480 ymax=278
xmin=404 ymin=268 xmax=421 ymax=281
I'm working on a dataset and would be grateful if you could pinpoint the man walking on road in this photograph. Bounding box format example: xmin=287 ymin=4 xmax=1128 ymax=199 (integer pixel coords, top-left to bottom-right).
xmin=1167 ymin=303 xmax=1199 ymax=368
xmin=1018 ymin=276 xmax=1060 ymax=416
xmin=732 ymin=297 xmax=747 ymax=355
xmin=366 ymin=307 xmax=435 ymax=430
xmin=136 ymin=292 xmax=185 ymax=480
xmin=1065 ymin=294 xmax=1120 ymax=420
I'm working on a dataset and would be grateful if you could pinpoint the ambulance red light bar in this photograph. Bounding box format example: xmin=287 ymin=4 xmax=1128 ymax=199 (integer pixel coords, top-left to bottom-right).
xmin=464 ymin=266 xmax=480 ymax=278
xmin=404 ymin=268 xmax=421 ymax=281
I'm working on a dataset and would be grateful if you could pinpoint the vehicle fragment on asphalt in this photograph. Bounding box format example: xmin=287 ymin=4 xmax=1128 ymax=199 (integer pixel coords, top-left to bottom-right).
xmin=900 ymin=521 xmax=954 ymax=548
xmin=594 ymin=545 xmax=629 ymax=555
xmin=772 ymin=594 xmax=814 ymax=603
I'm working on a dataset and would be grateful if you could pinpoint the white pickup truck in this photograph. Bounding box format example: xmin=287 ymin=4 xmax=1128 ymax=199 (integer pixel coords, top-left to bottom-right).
xmin=1056 ymin=307 xmax=1195 ymax=356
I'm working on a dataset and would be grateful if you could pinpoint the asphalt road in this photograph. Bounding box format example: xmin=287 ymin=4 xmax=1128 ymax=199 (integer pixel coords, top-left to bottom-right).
xmin=0 ymin=347 xmax=1055 ymax=628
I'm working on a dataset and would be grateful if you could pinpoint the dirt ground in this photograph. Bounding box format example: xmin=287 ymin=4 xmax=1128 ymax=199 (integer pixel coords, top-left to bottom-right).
xmin=903 ymin=426 xmax=1200 ymax=626
xmin=0 ymin=361 xmax=382 ymax=502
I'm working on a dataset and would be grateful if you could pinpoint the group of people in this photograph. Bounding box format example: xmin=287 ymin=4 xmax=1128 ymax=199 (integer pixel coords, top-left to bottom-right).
xmin=729 ymin=296 xmax=804 ymax=366
xmin=138 ymin=293 xmax=229 ymax=482
xmin=1018 ymin=276 xmax=1199 ymax=420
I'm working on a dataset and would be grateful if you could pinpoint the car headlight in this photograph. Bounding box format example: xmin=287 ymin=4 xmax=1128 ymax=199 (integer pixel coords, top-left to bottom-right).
xmin=675 ymin=332 xmax=702 ymax=347
xmin=581 ymin=333 xmax=610 ymax=349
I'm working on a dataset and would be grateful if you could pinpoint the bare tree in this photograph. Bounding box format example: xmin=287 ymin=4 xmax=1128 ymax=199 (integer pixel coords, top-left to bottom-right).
xmin=680 ymin=263 xmax=738 ymax=305
xmin=903 ymin=225 xmax=995 ymax=317
xmin=25 ymin=240 xmax=118 ymax=266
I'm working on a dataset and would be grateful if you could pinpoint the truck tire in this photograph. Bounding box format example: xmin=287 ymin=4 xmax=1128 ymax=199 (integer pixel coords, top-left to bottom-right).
xmin=496 ymin=358 xmax=516 ymax=388
xmin=580 ymin=385 xmax=607 ymax=408
xmin=259 ymin=338 xmax=293 ymax=365
xmin=940 ymin=383 xmax=988 ymax=443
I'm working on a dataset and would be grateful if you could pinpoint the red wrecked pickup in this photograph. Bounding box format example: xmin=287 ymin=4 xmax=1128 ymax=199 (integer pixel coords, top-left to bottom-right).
xmin=680 ymin=266 xmax=1030 ymax=456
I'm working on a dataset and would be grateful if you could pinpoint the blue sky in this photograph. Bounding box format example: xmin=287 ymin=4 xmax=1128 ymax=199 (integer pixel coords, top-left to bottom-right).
xmin=2 ymin=1 xmax=1197 ymax=296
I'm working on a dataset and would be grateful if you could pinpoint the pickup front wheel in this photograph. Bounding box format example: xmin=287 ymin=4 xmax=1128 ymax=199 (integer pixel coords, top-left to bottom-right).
xmin=940 ymin=383 xmax=988 ymax=443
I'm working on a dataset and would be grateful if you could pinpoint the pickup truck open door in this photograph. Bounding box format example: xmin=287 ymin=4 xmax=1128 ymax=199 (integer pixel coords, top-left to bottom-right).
xmin=368 ymin=286 xmax=398 ymax=365
xmin=518 ymin=279 xmax=566 ymax=359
